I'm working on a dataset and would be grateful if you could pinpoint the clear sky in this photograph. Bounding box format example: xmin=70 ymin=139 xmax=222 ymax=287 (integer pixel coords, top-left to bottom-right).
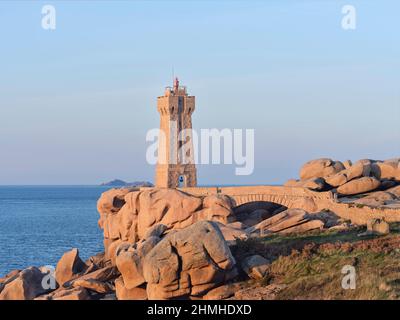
xmin=0 ymin=0 xmax=399 ymax=185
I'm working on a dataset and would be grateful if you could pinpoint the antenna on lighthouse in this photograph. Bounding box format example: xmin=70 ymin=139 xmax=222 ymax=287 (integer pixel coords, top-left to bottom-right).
xmin=172 ymin=66 xmax=175 ymax=87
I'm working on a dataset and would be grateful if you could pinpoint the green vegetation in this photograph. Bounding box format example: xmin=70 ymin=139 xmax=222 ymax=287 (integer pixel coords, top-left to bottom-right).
xmin=272 ymin=246 xmax=400 ymax=299
xmin=232 ymin=224 xmax=400 ymax=300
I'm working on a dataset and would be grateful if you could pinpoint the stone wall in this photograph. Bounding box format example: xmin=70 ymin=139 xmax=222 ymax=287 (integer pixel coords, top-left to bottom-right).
xmin=175 ymin=185 xmax=400 ymax=225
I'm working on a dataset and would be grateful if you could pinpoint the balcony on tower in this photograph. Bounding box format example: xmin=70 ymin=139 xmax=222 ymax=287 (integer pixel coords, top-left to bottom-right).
xmin=164 ymin=77 xmax=187 ymax=96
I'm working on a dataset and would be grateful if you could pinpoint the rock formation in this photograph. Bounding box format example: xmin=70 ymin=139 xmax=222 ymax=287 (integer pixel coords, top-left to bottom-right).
xmin=300 ymin=158 xmax=345 ymax=180
xmin=55 ymin=248 xmax=88 ymax=286
xmin=143 ymin=221 xmax=237 ymax=299
xmin=97 ymin=188 xmax=234 ymax=264
xmin=0 ymin=267 xmax=49 ymax=300
xmin=285 ymin=158 xmax=400 ymax=198
xmin=240 ymin=255 xmax=269 ymax=280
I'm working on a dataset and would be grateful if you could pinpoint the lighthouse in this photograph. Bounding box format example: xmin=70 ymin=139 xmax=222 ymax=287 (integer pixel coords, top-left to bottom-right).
xmin=155 ymin=78 xmax=197 ymax=188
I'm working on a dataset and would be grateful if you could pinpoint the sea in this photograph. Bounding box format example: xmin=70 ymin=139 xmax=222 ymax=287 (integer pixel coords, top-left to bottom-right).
xmin=0 ymin=186 xmax=111 ymax=277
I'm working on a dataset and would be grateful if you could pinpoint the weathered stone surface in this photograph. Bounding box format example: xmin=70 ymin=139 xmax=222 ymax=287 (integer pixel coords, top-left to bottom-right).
xmin=100 ymin=190 xmax=140 ymax=259
xmin=337 ymin=177 xmax=381 ymax=195
xmin=286 ymin=177 xmax=327 ymax=190
xmin=367 ymin=218 xmax=390 ymax=235
xmin=144 ymin=223 xmax=168 ymax=239
xmin=354 ymin=191 xmax=397 ymax=207
xmin=372 ymin=160 xmax=400 ymax=180
xmin=0 ymin=270 xmax=20 ymax=287
xmin=52 ymin=287 xmax=90 ymax=300
xmin=105 ymin=239 xmax=124 ymax=265
xmin=343 ymin=160 xmax=352 ymax=169
xmin=99 ymin=293 xmax=117 ymax=300
xmin=279 ymin=219 xmax=324 ymax=234
xmin=266 ymin=212 xmax=309 ymax=233
xmin=348 ymin=161 xmax=371 ymax=180
xmin=291 ymin=157 xmax=398 ymax=193
xmin=115 ymin=277 xmax=147 ymax=300
xmin=116 ymin=238 xmax=159 ymax=289
xmin=215 ymin=222 xmax=248 ymax=241
xmin=241 ymin=255 xmax=269 ymax=280
xmin=300 ymin=158 xmax=344 ymax=180
xmin=290 ymin=197 xmax=318 ymax=213
xmin=309 ymin=210 xmax=342 ymax=228
xmin=97 ymin=188 xmax=133 ymax=216
xmin=67 ymin=266 xmax=119 ymax=288
xmin=329 ymin=222 xmax=351 ymax=231
xmin=35 ymin=267 xmax=115 ymax=301
xmin=247 ymin=209 xmax=307 ymax=234
xmin=137 ymin=189 xmax=202 ymax=239
xmin=233 ymin=284 xmax=287 ymax=300
xmin=380 ymin=180 xmax=398 ymax=191
xmin=55 ymin=248 xmax=87 ymax=286
xmin=227 ymin=221 xmax=247 ymax=229
xmin=72 ymin=279 xmax=113 ymax=294
xmin=387 ymin=185 xmax=400 ymax=198
xmin=203 ymin=282 xmax=247 ymax=300
xmin=354 ymin=198 xmax=382 ymax=207
xmin=116 ymin=247 xmax=145 ymax=289
xmin=325 ymin=161 xmax=371 ymax=187
xmin=195 ymin=194 xmax=235 ymax=224
xmin=303 ymin=177 xmax=327 ymax=191
xmin=325 ymin=173 xmax=348 ymax=187
xmin=143 ymin=221 xmax=237 ymax=300
xmin=98 ymin=189 xmax=236 ymax=260
xmin=289 ymin=178 xmax=327 ymax=191
xmin=115 ymin=231 xmax=162 ymax=289
xmin=0 ymin=267 xmax=48 ymax=300
xmin=246 ymin=208 xmax=325 ymax=235
xmin=97 ymin=188 xmax=134 ymax=232
xmin=85 ymin=252 xmax=106 ymax=272
xmin=285 ymin=178 xmax=326 ymax=191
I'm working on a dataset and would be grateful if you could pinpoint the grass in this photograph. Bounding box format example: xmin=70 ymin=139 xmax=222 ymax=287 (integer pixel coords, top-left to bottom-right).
xmin=271 ymin=247 xmax=400 ymax=299
xmin=232 ymin=224 xmax=400 ymax=300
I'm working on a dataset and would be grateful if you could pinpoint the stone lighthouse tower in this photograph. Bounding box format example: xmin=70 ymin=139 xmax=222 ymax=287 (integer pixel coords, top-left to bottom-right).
xmin=155 ymin=77 xmax=197 ymax=188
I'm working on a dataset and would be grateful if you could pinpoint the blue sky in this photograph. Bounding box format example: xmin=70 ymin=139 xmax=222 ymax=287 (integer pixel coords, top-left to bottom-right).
xmin=0 ymin=0 xmax=399 ymax=185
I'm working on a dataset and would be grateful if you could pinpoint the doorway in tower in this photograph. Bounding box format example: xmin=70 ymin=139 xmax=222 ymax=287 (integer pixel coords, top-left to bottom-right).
xmin=178 ymin=175 xmax=187 ymax=188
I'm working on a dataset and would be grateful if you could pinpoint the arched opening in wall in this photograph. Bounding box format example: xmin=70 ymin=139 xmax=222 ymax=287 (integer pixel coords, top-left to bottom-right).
xmin=233 ymin=201 xmax=287 ymax=228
